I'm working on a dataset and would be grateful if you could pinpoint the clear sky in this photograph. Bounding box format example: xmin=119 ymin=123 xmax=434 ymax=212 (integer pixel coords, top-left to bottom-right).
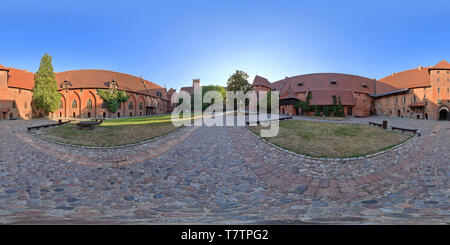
xmin=1 ymin=0 xmax=450 ymax=90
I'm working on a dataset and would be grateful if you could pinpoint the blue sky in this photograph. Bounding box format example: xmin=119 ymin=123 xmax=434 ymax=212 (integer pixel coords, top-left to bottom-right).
xmin=1 ymin=0 xmax=450 ymax=90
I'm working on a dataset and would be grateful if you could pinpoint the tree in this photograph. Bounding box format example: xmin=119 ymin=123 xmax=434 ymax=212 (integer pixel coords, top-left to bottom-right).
xmin=257 ymin=90 xmax=272 ymax=113
xmin=200 ymin=85 xmax=226 ymax=111
xmin=294 ymin=92 xmax=312 ymax=114
xmin=331 ymin=95 xmax=337 ymax=116
xmin=335 ymin=96 xmax=345 ymax=117
xmin=32 ymin=53 xmax=61 ymax=116
xmin=97 ymin=89 xmax=129 ymax=113
xmin=226 ymin=70 xmax=252 ymax=93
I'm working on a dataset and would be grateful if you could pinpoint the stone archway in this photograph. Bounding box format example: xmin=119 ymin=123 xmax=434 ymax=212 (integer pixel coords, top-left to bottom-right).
xmin=438 ymin=106 xmax=449 ymax=121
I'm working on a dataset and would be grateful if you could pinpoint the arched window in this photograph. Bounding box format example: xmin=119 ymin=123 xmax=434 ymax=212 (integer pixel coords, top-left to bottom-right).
xmin=101 ymin=101 xmax=107 ymax=108
xmin=139 ymin=102 xmax=143 ymax=110
xmin=128 ymin=101 xmax=133 ymax=110
xmin=60 ymin=101 xmax=63 ymax=109
xmin=72 ymin=100 xmax=77 ymax=108
xmin=87 ymin=99 xmax=93 ymax=109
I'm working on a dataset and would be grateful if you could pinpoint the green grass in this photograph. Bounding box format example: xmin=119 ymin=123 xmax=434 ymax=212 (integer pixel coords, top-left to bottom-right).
xmin=249 ymin=119 xmax=412 ymax=158
xmin=42 ymin=114 xmax=194 ymax=147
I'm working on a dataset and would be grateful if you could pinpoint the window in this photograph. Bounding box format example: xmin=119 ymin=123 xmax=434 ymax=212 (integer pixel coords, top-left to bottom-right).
xmin=395 ymin=98 xmax=398 ymax=104
xmin=80 ymin=89 xmax=83 ymax=93
xmin=386 ymin=99 xmax=389 ymax=105
xmin=12 ymin=101 xmax=16 ymax=109
xmin=413 ymin=95 xmax=416 ymax=102
xmin=139 ymin=102 xmax=143 ymax=110
xmin=362 ymin=83 xmax=367 ymax=88
xmin=437 ymin=71 xmax=440 ymax=74
xmin=156 ymin=91 xmax=162 ymax=97
xmin=118 ymin=103 xmax=121 ymax=109
xmin=87 ymin=99 xmax=93 ymax=109
xmin=437 ymin=78 xmax=440 ymax=82
xmin=101 ymin=101 xmax=107 ymax=108
xmin=128 ymin=101 xmax=133 ymax=110
xmin=72 ymin=100 xmax=77 ymax=108
xmin=297 ymin=82 xmax=303 ymax=86
xmin=330 ymin=79 xmax=337 ymax=84
xmin=437 ymin=88 xmax=440 ymax=93
xmin=60 ymin=101 xmax=63 ymax=109
xmin=402 ymin=97 xmax=406 ymax=104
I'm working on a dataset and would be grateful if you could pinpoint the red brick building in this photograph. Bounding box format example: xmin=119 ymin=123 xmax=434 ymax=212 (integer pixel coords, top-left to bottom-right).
xmin=252 ymin=60 xmax=450 ymax=121
xmin=253 ymin=73 xmax=376 ymax=117
xmin=0 ymin=64 xmax=172 ymax=120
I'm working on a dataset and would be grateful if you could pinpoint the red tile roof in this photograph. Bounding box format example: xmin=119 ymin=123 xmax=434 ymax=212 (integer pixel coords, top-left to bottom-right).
xmin=279 ymin=83 xmax=298 ymax=100
xmin=180 ymin=86 xmax=194 ymax=96
xmin=378 ymin=67 xmax=430 ymax=93
xmin=430 ymin=60 xmax=450 ymax=69
xmin=55 ymin=69 xmax=167 ymax=100
xmin=271 ymin=73 xmax=377 ymax=96
xmin=409 ymin=101 xmax=425 ymax=107
xmin=309 ymin=90 xmax=355 ymax=106
xmin=6 ymin=67 xmax=35 ymax=90
xmin=252 ymin=75 xmax=271 ymax=88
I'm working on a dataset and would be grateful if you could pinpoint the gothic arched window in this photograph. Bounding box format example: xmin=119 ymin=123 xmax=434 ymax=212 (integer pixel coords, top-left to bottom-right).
xmin=87 ymin=99 xmax=93 ymax=109
xmin=72 ymin=100 xmax=77 ymax=108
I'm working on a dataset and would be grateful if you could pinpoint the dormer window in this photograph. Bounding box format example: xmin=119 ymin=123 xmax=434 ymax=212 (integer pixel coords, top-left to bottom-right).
xmin=63 ymin=80 xmax=72 ymax=90
xmin=362 ymin=83 xmax=367 ymax=88
xmin=109 ymin=80 xmax=119 ymax=90
xmin=330 ymin=79 xmax=337 ymax=85
xmin=297 ymin=82 xmax=303 ymax=86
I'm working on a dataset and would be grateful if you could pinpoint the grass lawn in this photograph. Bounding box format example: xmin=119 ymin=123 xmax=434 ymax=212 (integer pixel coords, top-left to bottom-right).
xmin=301 ymin=115 xmax=348 ymax=121
xmin=42 ymin=114 xmax=196 ymax=147
xmin=249 ymin=119 xmax=412 ymax=158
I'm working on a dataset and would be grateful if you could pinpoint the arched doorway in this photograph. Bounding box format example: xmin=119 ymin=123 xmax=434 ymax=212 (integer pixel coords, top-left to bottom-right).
xmin=438 ymin=107 xmax=449 ymax=120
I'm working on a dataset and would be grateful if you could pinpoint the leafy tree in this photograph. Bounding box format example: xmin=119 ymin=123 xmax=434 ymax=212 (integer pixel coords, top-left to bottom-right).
xmin=189 ymin=85 xmax=226 ymax=111
xmin=226 ymin=70 xmax=252 ymax=93
xmin=201 ymin=85 xmax=226 ymax=111
xmin=97 ymin=89 xmax=129 ymax=113
xmin=335 ymin=96 xmax=345 ymax=117
xmin=257 ymin=90 xmax=272 ymax=113
xmin=32 ymin=53 xmax=61 ymax=115
xmin=332 ymin=95 xmax=337 ymax=116
xmin=322 ymin=105 xmax=331 ymax=117
xmin=314 ymin=105 xmax=321 ymax=116
xmin=294 ymin=92 xmax=312 ymax=114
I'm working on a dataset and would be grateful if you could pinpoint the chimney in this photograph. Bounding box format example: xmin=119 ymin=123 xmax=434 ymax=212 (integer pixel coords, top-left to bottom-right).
xmin=193 ymin=78 xmax=200 ymax=86
xmin=418 ymin=66 xmax=422 ymax=71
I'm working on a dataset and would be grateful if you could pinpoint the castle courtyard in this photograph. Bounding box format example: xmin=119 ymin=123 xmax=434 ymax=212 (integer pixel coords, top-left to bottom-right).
xmin=0 ymin=116 xmax=448 ymax=224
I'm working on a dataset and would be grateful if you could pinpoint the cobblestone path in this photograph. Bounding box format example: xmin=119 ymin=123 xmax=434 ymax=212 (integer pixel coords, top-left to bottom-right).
xmin=0 ymin=117 xmax=448 ymax=224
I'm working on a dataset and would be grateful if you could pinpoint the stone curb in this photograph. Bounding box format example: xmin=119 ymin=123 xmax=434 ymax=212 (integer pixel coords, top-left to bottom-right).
xmin=245 ymin=126 xmax=418 ymax=162
xmin=27 ymin=126 xmax=186 ymax=150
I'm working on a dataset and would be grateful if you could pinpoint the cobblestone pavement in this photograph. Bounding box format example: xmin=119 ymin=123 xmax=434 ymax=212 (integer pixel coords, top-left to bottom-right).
xmin=0 ymin=116 xmax=448 ymax=224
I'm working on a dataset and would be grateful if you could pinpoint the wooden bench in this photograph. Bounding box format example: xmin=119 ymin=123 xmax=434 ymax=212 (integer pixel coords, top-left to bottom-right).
xmin=369 ymin=121 xmax=382 ymax=127
xmin=77 ymin=120 xmax=102 ymax=130
xmin=391 ymin=126 xmax=418 ymax=134
xmin=27 ymin=120 xmax=71 ymax=131
xmin=245 ymin=116 xmax=293 ymax=125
